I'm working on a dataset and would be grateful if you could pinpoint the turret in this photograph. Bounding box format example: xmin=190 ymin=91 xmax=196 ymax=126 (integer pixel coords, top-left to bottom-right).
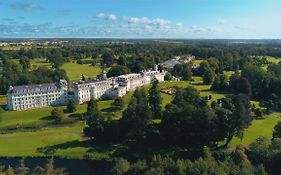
xmin=102 ymin=70 xmax=107 ymax=80
xmin=154 ymin=64 xmax=158 ymax=71
xmin=59 ymin=79 xmax=68 ymax=89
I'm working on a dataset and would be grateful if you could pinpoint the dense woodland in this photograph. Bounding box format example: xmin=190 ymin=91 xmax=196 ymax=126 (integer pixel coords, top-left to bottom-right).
xmin=3 ymin=40 xmax=281 ymax=174
xmin=81 ymin=79 xmax=281 ymax=174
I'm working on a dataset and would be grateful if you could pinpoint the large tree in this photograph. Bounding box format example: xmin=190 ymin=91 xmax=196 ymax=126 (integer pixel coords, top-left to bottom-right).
xmin=107 ymin=65 xmax=130 ymax=77
xmin=161 ymin=87 xmax=217 ymax=148
xmin=203 ymin=68 xmax=215 ymax=85
xmin=83 ymin=99 xmax=105 ymax=138
xmin=148 ymin=79 xmax=162 ymax=119
xmin=273 ymin=122 xmax=281 ymax=139
xmin=51 ymin=107 xmax=64 ymax=122
xmin=219 ymin=94 xmax=252 ymax=147
xmin=120 ymin=88 xmax=152 ymax=140
xmin=101 ymin=52 xmax=114 ymax=67
xmin=66 ymin=99 xmax=77 ymax=113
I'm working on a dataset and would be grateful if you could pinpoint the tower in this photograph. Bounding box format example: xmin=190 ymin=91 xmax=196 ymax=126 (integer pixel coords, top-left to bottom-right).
xmin=102 ymin=70 xmax=107 ymax=80
xmin=154 ymin=64 xmax=158 ymax=71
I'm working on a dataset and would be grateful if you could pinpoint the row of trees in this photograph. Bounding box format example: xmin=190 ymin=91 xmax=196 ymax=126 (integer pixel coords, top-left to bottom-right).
xmin=0 ymin=59 xmax=68 ymax=94
xmin=111 ymin=147 xmax=267 ymax=175
xmin=83 ymin=80 xmax=163 ymax=142
xmin=108 ymin=92 xmax=281 ymax=175
xmin=210 ymin=62 xmax=281 ymax=111
xmin=0 ymin=158 xmax=67 ymax=175
xmin=83 ymin=81 xmax=251 ymax=149
xmin=2 ymin=40 xmax=280 ymax=75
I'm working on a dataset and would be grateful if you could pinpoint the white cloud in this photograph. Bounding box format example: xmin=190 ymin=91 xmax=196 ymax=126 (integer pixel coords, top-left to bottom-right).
xmin=96 ymin=13 xmax=117 ymax=21
xmin=152 ymin=18 xmax=170 ymax=26
xmin=126 ymin=17 xmax=150 ymax=24
xmin=125 ymin=16 xmax=170 ymax=26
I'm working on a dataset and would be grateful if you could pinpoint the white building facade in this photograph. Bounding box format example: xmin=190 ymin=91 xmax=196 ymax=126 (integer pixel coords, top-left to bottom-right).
xmin=7 ymin=80 xmax=68 ymax=110
xmin=74 ymin=67 xmax=165 ymax=104
xmin=7 ymin=66 xmax=165 ymax=110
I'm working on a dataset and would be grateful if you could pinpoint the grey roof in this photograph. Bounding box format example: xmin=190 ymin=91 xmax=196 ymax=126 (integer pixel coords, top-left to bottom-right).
xmin=8 ymin=83 xmax=60 ymax=94
xmin=162 ymin=59 xmax=179 ymax=69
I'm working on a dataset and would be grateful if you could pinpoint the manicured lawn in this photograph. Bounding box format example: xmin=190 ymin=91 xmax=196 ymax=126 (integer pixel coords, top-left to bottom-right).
xmin=224 ymin=70 xmax=235 ymax=78
xmin=30 ymin=58 xmax=52 ymax=70
xmin=0 ymin=95 xmax=6 ymax=104
xmin=0 ymin=100 xmax=115 ymax=158
xmin=0 ymin=100 xmax=113 ymax=129
xmin=230 ymin=114 xmax=281 ymax=147
xmin=0 ymin=77 xmax=251 ymax=158
xmin=266 ymin=56 xmax=280 ymax=64
xmin=193 ymin=59 xmax=203 ymax=65
xmin=161 ymin=93 xmax=173 ymax=109
xmin=0 ymin=123 xmax=86 ymax=157
xmin=61 ymin=62 xmax=102 ymax=80
xmin=261 ymin=56 xmax=281 ymax=69
xmin=0 ymin=107 xmax=53 ymax=128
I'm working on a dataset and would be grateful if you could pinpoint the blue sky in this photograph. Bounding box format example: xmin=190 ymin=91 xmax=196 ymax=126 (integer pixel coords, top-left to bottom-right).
xmin=0 ymin=0 xmax=280 ymax=38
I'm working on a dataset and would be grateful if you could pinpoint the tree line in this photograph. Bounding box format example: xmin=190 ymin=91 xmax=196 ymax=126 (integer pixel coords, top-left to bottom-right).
xmin=0 ymin=158 xmax=67 ymax=175
xmin=83 ymin=79 xmax=252 ymax=153
xmin=0 ymin=59 xmax=68 ymax=94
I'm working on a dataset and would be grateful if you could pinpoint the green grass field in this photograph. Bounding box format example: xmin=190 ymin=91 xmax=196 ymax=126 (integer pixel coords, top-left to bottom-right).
xmin=0 ymin=123 xmax=85 ymax=157
xmin=261 ymin=56 xmax=281 ymax=69
xmin=0 ymin=99 xmax=113 ymax=129
xmin=266 ymin=56 xmax=280 ymax=64
xmin=0 ymin=99 xmax=114 ymax=158
xmin=0 ymin=95 xmax=6 ymax=104
xmin=0 ymin=74 xmax=278 ymax=158
xmin=30 ymin=58 xmax=52 ymax=70
xmin=61 ymin=62 xmax=102 ymax=80
xmin=230 ymin=114 xmax=281 ymax=147
xmin=0 ymin=107 xmax=53 ymax=128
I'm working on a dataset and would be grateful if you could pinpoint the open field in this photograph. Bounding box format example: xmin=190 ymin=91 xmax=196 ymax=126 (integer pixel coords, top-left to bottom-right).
xmin=0 ymin=77 xmax=228 ymax=158
xmin=0 ymin=123 xmax=85 ymax=157
xmin=30 ymin=58 xmax=52 ymax=70
xmin=0 ymin=74 xmax=277 ymax=158
xmin=0 ymin=46 xmax=31 ymax=51
xmin=0 ymin=99 xmax=113 ymax=129
xmin=193 ymin=59 xmax=203 ymax=65
xmin=230 ymin=113 xmax=281 ymax=147
xmin=261 ymin=56 xmax=281 ymax=69
xmin=0 ymin=106 xmax=53 ymax=128
xmin=0 ymin=99 xmax=114 ymax=158
xmin=266 ymin=56 xmax=280 ymax=64
xmin=0 ymin=95 xmax=6 ymax=104
xmin=61 ymin=62 xmax=102 ymax=80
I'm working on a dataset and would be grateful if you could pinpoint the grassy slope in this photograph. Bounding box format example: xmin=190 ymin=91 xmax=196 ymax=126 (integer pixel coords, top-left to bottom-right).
xmin=61 ymin=62 xmax=102 ymax=80
xmin=0 ymin=124 xmax=84 ymax=157
xmin=0 ymin=107 xmax=52 ymax=128
xmin=0 ymin=74 xmax=278 ymax=158
xmin=230 ymin=114 xmax=281 ymax=146
xmin=30 ymin=58 xmax=52 ymax=70
xmin=0 ymin=100 xmax=113 ymax=158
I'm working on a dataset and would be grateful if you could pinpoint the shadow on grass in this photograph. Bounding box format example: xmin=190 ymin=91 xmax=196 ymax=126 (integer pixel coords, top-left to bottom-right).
xmin=190 ymin=82 xmax=204 ymax=86
xmin=40 ymin=115 xmax=57 ymax=121
xmin=37 ymin=140 xmax=92 ymax=155
xmin=68 ymin=113 xmax=83 ymax=120
xmin=0 ymin=105 xmax=7 ymax=111
xmin=101 ymin=106 xmax=120 ymax=113
xmin=200 ymin=89 xmax=212 ymax=92
xmin=37 ymin=139 xmax=128 ymax=158
xmin=254 ymin=117 xmax=267 ymax=120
